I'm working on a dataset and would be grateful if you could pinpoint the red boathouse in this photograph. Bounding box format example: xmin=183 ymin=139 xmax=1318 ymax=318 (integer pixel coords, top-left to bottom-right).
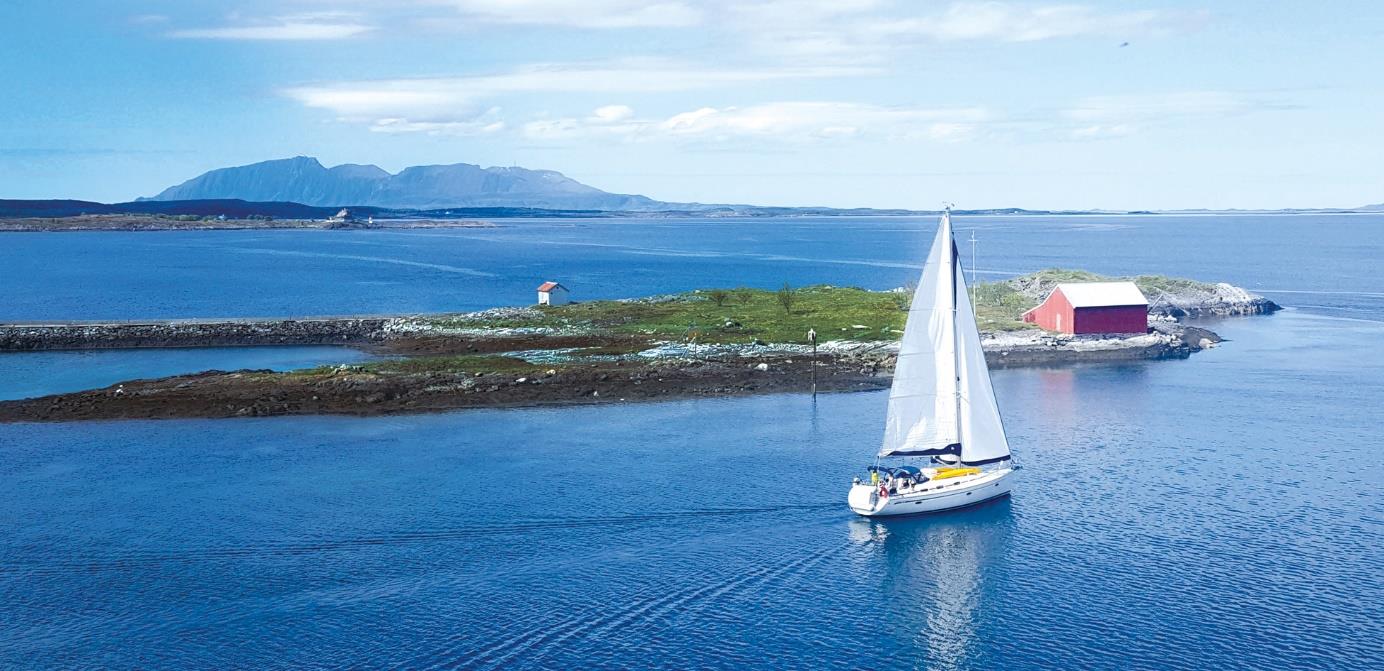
xmin=1022 ymin=282 xmax=1149 ymax=335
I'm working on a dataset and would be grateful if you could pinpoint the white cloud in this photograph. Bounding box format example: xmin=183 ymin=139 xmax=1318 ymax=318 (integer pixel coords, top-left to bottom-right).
xmin=283 ymin=60 xmax=871 ymax=126
xmin=728 ymin=2 xmax=1205 ymax=64
xmin=1060 ymin=91 xmax=1293 ymax=139
xmin=880 ymin=2 xmax=1187 ymax=42
xmin=285 ymin=1 xmax=1200 ymax=44
xmin=446 ymin=0 xmax=702 ymax=28
xmin=369 ymin=108 xmax=506 ymax=136
xmin=521 ymin=102 xmax=991 ymax=143
xmin=591 ymin=105 xmax=635 ymax=123
xmin=1064 ymin=91 xmax=1258 ymax=123
xmin=168 ymin=13 xmax=374 ymax=40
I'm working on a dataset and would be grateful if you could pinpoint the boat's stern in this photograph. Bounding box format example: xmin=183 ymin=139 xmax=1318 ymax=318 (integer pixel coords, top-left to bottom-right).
xmin=848 ymin=482 xmax=881 ymax=516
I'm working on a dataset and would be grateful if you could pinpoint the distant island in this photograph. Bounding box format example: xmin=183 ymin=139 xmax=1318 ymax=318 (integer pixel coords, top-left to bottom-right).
xmin=140 ymin=156 xmax=668 ymax=211
xmin=2 ymin=155 xmax=1378 ymax=229
xmin=0 ymin=270 xmax=1278 ymax=422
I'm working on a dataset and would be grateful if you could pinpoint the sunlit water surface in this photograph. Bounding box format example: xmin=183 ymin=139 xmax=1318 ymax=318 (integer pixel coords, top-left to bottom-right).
xmin=1 ymin=215 xmax=1382 ymax=669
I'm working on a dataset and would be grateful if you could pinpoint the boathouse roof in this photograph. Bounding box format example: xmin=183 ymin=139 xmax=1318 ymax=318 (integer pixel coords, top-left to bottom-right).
xmin=1051 ymin=281 xmax=1147 ymax=308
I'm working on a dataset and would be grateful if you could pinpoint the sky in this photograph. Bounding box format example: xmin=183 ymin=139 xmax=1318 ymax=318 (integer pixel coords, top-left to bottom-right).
xmin=0 ymin=1 xmax=1381 ymax=209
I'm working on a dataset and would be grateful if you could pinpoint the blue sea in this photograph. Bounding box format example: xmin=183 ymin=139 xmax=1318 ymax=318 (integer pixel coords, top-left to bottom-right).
xmin=1 ymin=215 xmax=1382 ymax=669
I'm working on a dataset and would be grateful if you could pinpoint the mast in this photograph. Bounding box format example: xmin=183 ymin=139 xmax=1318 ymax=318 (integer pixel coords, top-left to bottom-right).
xmin=969 ymin=230 xmax=978 ymax=308
xmin=947 ymin=207 xmax=964 ymax=455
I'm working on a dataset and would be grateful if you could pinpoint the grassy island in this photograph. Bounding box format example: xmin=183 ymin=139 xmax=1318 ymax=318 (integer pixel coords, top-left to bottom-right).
xmin=0 ymin=269 xmax=1277 ymax=422
xmin=420 ymin=268 xmax=1235 ymax=346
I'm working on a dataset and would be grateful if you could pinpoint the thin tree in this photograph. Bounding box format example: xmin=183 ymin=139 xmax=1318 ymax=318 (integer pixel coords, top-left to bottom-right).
xmin=707 ymin=289 xmax=730 ymax=307
xmin=776 ymin=282 xmax=795 ymax=314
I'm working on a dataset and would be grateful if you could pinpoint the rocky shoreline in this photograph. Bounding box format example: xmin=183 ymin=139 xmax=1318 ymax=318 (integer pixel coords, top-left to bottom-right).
xmin=0 ymin=355 xmax=889 ymax=422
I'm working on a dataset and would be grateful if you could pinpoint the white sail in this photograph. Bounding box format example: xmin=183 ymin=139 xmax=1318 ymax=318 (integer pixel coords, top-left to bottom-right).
xmin=879 ymin=214 xmax=960 ymax=457
xmin=878 ymin=211 xmax=1010 ymax=464
xmin=954 ymin=260 xmax=1012 ymax=465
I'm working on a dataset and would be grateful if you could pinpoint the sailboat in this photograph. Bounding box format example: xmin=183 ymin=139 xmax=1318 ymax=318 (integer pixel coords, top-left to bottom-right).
xmin=848 ymin=208 xmax=1016 ymax=516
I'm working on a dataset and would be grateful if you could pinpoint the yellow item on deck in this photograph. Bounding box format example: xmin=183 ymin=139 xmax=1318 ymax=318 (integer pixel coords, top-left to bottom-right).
xmin=932 ymin=467 xmax=981 ymax=481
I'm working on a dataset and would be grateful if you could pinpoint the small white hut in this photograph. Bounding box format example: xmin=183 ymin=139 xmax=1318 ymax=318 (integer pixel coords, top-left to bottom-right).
xmin=537 ymin=281 xmax=570 ymax=306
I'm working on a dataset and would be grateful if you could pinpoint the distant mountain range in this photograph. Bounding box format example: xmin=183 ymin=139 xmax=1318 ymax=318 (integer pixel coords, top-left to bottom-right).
xmin=140 ymin=156 xmax=670 ymax=211
xmin=1 ymin=155 xmax=1378 ymax=217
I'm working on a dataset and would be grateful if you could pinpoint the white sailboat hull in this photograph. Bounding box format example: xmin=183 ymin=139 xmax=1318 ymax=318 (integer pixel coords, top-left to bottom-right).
xmin=848 ymin=468 xmax=1014 ymax=517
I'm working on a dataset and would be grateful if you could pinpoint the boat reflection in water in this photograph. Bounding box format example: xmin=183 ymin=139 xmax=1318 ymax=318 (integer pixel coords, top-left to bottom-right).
xmin=847 ymin=497 xmax=1014 ymax=670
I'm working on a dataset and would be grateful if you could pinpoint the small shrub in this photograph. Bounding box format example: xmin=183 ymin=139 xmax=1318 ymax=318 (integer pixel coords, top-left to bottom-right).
xmin=707 ymin=289 xmax=730 ymax=307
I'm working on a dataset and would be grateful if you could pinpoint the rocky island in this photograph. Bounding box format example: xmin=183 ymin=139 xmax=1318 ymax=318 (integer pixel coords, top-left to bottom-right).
xmin=0 ymin=270 xmax=1279 ymax=422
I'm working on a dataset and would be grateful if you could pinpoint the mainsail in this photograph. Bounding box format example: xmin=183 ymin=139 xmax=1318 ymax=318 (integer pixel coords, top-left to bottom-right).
xmin=878 ymin=212 xmax=1010 ymax=465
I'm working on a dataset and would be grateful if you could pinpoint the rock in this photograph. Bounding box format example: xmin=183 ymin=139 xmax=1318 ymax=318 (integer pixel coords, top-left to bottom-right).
xmin=1177 ymin=325 xmax=1222 ymax=349
xmin=516 ymin=377 xmax=528 ymax=383
xmin=545 ymin=369 xmax=557 ymax=376
xmin=755 ymin=363 xmax=770 ymax=371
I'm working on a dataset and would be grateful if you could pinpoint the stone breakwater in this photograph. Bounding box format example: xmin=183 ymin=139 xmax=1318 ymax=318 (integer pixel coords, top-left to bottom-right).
xmin=0 ymin=318 xmax=395 ymax=351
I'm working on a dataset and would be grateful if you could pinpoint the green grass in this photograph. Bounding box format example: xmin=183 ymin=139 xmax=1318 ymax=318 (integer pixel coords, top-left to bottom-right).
xmin=545 ymin=285 xmax=907 ymax=344
xmin=1020 ymin=268 xmax=1107 ymax=285
xmin=1129 ymin=273 xmax=1217 ymax=297
xmin=414 ymin=279 xmax=1083 ymax=342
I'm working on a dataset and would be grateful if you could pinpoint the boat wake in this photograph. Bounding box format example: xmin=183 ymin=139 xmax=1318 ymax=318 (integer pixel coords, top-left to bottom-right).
xmin=419 ymin=538 xmax=851 ymax=670
xmin=1 ymin=504 xmax=839 ymax=577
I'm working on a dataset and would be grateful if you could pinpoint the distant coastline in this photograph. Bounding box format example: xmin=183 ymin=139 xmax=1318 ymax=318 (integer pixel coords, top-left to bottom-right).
xmin=2 ymin=196 xmax=1381 ymax=232
xmin=0 ymin=214 xmax=497 ymax=232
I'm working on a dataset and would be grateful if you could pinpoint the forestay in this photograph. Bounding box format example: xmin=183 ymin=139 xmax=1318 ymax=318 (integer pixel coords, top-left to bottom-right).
xmin=878 ymin=212 xmax=1010 ymax=465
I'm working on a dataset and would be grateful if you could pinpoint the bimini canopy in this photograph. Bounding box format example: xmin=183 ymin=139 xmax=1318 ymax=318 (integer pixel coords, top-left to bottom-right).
xmin=868 ymin=465 xmax=925 ymax=481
